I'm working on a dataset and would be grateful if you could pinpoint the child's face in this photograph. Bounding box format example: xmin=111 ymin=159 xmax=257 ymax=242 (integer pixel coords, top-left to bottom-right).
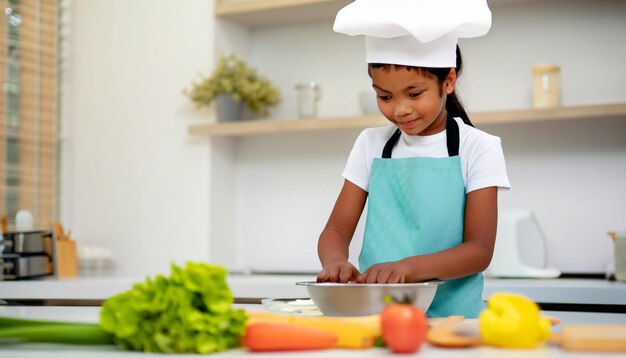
xmin=371 ymin=65 xmax=455 ymax=136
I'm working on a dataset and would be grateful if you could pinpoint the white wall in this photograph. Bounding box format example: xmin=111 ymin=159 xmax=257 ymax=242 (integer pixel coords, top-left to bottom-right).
xmin=62 ymin=0 xmax=216 ymax=276
xmin=62 ymin=0 xmax=626 ymax=276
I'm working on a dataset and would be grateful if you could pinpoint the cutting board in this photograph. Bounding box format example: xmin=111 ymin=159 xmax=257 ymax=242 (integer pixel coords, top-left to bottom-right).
xmin=428 ymin=316 xmax=626 ymax=352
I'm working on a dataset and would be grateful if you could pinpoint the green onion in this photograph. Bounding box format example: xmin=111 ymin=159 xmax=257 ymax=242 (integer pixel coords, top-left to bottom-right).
xmin=0 ymin=317 xmax=113 ymax=345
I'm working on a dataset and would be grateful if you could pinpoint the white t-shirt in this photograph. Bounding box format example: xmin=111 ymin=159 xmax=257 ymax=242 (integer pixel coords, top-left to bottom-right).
xmin=342 ymin=117 xmax=511 ymax=193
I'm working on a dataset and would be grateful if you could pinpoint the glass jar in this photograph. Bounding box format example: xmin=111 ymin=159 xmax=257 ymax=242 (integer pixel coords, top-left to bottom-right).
xmin=532 ymin=64 xmax=561 ymax=109
xmin=295 ymin=82 xmax=321 ymax=118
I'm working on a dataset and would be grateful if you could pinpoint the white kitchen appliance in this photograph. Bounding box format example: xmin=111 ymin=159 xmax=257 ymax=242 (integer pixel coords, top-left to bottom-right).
xmin=485 ymin=210 xmax=561 ymax=278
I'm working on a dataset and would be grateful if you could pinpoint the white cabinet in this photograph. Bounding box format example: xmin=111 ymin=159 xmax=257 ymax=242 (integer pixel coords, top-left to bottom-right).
xmin=200 ymin=0 xmax=626 ymax=274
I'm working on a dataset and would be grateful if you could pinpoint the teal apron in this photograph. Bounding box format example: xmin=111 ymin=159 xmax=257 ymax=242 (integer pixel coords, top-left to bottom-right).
xmin=359 ymin=115 xmax=485 ymax=318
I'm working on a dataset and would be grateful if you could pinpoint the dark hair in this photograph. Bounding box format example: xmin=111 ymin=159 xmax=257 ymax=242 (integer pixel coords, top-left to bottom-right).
xmin=367 ymin=45 xmax=473 ymax=127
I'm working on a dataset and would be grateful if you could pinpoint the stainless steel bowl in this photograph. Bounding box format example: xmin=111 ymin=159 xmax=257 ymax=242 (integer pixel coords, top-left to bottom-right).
xmin=296 ymin=281 xmax=443 ymax=316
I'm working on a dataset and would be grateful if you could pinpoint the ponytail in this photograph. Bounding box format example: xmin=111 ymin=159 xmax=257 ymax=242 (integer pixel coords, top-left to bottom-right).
xmin=446 ymin=89 xmax=472 ymax=127
xmin=444 ymin=46 xmax=472 ymax=127
xmin=422 ymin=46 xmax=473 ymax=126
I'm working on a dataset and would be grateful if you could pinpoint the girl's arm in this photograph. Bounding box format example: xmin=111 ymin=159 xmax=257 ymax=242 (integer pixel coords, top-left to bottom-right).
xmin=360 ymin=186 xmax=498 ymax=283
xmin=317 ymin=180 xmax=368 ymax=283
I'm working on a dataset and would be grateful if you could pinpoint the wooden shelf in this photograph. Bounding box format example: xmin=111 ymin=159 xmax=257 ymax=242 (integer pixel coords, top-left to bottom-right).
xmin=215 ymin=0 xmax=351 ymax=27
xmin=215 ymin=0 xmax=548 ymax=27
xmin=188 ymin=103 xmax=626 ymax=138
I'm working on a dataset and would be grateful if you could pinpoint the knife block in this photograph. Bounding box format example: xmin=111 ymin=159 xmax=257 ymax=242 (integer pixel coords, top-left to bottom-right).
xmin=54 ymin=239 xmax=78 ymax=277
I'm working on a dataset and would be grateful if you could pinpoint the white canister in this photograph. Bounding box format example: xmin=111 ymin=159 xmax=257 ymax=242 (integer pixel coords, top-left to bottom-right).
xmin=532 ymin=64 xmax=561 ymax=109
xmin=359 ymin=90 xmax=379 ymax=115
xmin=609 ymin=231 xmax=626 ymax=282
xmin=295 ymin=82 xmax=321 ymax=118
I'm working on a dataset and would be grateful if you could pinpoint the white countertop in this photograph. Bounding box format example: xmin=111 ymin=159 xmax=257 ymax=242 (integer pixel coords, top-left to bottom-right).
xmin=482 ymin=278 xmax=626 ymax=305
xmin=2 ymin=275 xmax=626 ymax=305
xmin=0 ymin=275 xmax=311 ymax=301
xmin=0 ymin=306 xmax=624 ymax=358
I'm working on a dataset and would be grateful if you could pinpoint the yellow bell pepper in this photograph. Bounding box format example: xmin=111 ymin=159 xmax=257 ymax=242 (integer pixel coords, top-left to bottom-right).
xmin=479 ymin=293 xmax=551 ymax=349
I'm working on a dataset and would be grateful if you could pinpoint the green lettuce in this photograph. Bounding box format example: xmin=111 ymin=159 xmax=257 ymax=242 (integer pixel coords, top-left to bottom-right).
xmin=99 ymin=262 xmax=246 ymax=353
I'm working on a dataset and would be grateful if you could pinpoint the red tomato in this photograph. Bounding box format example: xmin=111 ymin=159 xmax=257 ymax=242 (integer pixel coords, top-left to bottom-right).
xmin=381 ymin=304 xmax=428 ymax=353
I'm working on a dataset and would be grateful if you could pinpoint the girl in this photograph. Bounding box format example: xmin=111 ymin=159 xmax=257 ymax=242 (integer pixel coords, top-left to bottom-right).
xmin=316 ymin=0 xmax=510 ymax=318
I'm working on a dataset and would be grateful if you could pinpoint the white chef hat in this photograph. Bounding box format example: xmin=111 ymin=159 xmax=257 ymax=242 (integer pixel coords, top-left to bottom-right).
xmin=333 ymin=0 xmax=491 ymax=68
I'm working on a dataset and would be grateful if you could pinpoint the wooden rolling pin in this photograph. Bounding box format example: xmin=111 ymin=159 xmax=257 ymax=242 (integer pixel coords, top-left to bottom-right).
xmin=549 ymin=325 xmax=626 ymax=352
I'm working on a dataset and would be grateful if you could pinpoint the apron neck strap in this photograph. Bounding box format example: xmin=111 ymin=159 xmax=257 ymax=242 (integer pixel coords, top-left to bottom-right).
xmin=382 ymin=115 xmax=460 ymax=158
xmin=381 ymin=129 xmax=402 ymax=159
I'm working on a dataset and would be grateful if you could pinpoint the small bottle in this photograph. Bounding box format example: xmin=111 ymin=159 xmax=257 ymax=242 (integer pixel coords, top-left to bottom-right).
xmin=532 ymin=64 xmax=561 ymax=109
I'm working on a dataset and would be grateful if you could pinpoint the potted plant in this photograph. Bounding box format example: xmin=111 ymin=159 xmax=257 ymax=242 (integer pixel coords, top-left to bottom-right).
xmin=184 ymin=54 xmax=281 ymax=121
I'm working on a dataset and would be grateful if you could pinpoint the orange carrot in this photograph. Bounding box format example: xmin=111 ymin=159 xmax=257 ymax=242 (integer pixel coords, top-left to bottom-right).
xmin=243 ymin=322 xmax=338 ymax=352
xmin=246 ymin=311 xmax=377 ymax=349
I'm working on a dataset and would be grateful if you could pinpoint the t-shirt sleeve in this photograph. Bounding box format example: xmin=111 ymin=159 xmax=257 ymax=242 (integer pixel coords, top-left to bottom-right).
xmin=342 ymin=130 xmax=371 ymax=192
xmin=466 ymin=135 xmax=511 ymax=193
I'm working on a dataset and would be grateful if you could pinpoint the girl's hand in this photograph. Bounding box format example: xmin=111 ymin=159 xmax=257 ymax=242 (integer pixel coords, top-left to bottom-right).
xmin=358 ymin=260 xmax=413 ymax=283
xmin=317 ymin=260 xmax=361 ymax=283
